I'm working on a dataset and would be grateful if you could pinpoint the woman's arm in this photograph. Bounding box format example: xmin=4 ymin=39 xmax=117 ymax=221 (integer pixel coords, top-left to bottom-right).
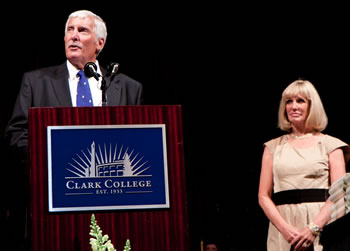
xmin=258 ymin=147 xmax=301 ymax=244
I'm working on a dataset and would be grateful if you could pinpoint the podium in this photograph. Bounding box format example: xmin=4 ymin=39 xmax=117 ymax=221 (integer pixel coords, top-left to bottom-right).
xmin=28 ymin=105 xmax=189 ymax=251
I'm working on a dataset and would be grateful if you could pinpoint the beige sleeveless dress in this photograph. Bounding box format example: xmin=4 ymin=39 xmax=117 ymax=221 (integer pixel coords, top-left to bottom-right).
xmin=264 ymin=134 xmax=350 ymax=251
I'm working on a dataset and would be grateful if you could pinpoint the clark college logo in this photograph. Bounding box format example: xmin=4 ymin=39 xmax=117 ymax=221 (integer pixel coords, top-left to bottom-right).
xmin=67 ymin=141 xmax=150 ymax=178
xmin=65 ymin=141 xmax=152 ymax=195
xmin=47 ymin=125 xmax=169 ymax=212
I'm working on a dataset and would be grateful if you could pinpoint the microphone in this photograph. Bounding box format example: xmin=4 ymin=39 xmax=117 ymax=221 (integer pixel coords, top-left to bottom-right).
xmin=106 ymin=62 xmax=119 ymax=77
xmin=84 ymin=62 xmax=101 ymax=81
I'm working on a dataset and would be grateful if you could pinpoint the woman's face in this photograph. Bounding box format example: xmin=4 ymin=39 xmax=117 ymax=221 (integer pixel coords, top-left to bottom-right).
xmin=285 ymin=95 xmax=310 ymax=126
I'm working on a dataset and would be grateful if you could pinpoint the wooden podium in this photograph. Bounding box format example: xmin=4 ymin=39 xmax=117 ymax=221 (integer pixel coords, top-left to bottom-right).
xmin=28 ymin=105 xmax=189 ymax=251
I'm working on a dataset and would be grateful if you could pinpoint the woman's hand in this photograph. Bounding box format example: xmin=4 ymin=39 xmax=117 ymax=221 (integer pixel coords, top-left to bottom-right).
xmin=290 ymin=226 xmax=315 ymax=251
xmin=280 ymin=224 xmax=302 ymax=246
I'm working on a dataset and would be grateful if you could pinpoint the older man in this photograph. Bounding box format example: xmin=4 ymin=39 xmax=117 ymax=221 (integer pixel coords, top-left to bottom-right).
xmin=3 ymin=10 xmax=143 ymax=250
xmin=6 ymin=10 xmax=143 ymax=161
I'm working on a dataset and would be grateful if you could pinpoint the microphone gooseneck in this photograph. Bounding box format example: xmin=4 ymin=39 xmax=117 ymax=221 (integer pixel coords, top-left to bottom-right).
xmin=83 ymin=62 xmax=119 ymax=107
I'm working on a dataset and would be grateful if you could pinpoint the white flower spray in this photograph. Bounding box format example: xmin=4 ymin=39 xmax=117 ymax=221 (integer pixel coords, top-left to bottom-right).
xmin=90 ymin=214 xmax=131 ymax=251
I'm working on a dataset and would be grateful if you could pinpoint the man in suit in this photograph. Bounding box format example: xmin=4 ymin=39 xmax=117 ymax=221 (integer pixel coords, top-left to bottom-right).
xmin=5 ymin=10 xmax=143 ymax=161
xmin=3 ymin=10 xmax=143 ymax=250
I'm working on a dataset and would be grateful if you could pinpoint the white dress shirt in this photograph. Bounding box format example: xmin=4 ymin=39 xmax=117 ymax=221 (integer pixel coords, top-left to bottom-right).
xmin=67 ymin=60 xmax=103 ymax=107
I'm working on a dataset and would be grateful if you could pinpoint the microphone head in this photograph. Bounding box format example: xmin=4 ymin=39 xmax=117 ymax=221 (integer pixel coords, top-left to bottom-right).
xmin=84 ymin=62 xmax=100 ymax=80
xmin=107 ymin=62 xmax=119 ymax=76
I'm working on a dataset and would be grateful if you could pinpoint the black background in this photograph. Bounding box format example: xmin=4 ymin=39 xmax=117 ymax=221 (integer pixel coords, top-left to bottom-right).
xmin=1 ymin=4 xmax=350 ymax=251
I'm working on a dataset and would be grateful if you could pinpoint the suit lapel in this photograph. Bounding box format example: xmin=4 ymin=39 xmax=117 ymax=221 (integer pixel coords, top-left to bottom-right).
xmin=101 ymin=67 xmax=121 ymax=106
xmin=106 ymin=78 xmax=121 ymax=106
xmin=51 ymin=63 xmax=72 ymax=107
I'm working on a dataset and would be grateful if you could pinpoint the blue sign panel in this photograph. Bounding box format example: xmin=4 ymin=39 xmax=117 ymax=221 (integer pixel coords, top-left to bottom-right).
xmin=47 ymin=125 xmax=169 ymax=212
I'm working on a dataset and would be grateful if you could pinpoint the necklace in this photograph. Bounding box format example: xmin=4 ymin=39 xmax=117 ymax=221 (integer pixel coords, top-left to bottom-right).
xmin=290 ymin=133 xmax=313 ymax=139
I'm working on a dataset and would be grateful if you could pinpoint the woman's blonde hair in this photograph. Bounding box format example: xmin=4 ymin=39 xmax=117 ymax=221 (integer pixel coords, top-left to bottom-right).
xmin=278 ymin=80 xmax=328 ymax=132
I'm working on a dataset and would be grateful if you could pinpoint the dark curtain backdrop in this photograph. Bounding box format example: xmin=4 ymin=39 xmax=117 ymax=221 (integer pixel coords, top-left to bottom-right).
xmin=1 ymin=4 xmax=350 ymax=251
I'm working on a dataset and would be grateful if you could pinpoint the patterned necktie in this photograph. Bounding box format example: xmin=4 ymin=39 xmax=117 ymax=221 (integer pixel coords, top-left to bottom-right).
xmin=76 ymin=70 xmax=93 ymax=107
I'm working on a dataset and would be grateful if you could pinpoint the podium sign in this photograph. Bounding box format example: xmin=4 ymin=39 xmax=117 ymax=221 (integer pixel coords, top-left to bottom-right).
xmin=47 ymin=124 xmax=169 ymax=212
xmin=28 ymin=106 xmax=190 ymax=251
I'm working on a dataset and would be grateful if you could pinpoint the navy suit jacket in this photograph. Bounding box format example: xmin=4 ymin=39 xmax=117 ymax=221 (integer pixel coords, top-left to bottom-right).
xmin=5 ymin=63 xmax=143 ymax=160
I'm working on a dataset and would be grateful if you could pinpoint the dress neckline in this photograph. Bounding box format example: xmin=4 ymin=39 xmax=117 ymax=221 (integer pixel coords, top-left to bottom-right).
xmin=284 ymin=134 xmax=325 ymax=150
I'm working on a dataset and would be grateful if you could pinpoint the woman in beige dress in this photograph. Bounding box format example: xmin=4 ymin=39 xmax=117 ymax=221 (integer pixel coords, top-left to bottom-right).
xmin=258 ymin=80 xmax=350 ymax=251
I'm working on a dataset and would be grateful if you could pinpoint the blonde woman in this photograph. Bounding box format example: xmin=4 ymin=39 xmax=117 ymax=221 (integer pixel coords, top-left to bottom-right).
xmin=258 ymin=80 xmax=350 ymax=250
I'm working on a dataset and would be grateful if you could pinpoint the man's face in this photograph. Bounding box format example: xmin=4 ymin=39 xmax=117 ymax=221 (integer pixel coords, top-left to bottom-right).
xmin=205 ymin=244 xmax=218 ymax=251
xmin=64 ymin=16 xmax=104 ymax=69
